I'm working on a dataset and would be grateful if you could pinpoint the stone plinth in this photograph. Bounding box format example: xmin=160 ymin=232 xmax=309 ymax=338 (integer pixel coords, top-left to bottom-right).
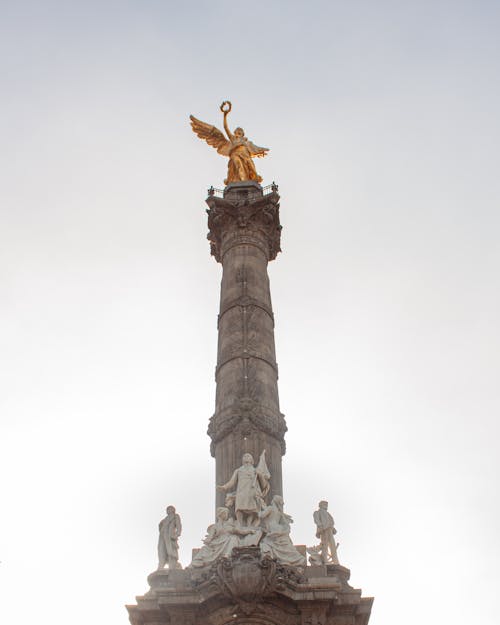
xmin=127 ymin=549 xmax=373 ymax=625
xmin=206 ymin=182 xmax=286 ymax=506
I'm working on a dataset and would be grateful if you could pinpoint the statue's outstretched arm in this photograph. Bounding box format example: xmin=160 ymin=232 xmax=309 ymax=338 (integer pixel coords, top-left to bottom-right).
xmin=218 ymin=469 xmax=238 ymax=491
xmin=223 ymin=112 xmax=233 ymax=141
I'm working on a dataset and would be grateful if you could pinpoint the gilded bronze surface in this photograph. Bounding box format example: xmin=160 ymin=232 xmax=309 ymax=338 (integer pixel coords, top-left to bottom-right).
xmin=190 ymin=101 xmax=268 ymax=185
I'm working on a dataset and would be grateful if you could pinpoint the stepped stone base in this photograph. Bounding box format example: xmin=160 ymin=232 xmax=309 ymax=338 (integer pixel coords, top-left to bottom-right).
xmin=127 ymin=547 xmax=373 ymax=625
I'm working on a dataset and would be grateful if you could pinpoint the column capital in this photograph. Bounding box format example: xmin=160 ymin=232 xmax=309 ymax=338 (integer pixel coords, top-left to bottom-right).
xmin=206 ymin=182 xmax=282 ymax=263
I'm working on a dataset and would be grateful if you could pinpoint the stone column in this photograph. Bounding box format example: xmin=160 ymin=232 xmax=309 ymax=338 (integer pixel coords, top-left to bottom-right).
xmin=206 ymin=181 xmax=287 ymax=508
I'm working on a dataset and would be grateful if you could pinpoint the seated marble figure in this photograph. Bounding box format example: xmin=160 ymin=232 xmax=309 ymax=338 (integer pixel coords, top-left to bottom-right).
xmin=189 ymin=494 xmax=305 ymax=569
xmin=259 ymin=495 xmax=306 ymax=567
xmin=190 ymin=507 xmax=256 ymax=568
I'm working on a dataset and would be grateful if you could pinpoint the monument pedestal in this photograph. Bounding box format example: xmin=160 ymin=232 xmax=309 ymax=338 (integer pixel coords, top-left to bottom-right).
xmin=127 ymin=548 xmax=373 ymax=625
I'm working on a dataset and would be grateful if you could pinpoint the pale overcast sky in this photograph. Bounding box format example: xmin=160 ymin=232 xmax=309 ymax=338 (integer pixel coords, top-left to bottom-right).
xmin=1 ymin=2 xmax=499 ymax=625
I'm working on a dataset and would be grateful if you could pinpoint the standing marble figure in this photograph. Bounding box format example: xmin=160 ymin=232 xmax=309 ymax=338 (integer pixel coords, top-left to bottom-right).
xmin=157 ymin=505 xmax=182 ymax=569
xmin=217 ymin=451 xmax=270 ymax=527
xmin=313 ymin=500 xmax=339 ymax=564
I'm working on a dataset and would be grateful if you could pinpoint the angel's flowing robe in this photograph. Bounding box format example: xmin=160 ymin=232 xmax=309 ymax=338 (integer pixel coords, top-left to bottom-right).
xmin=225 ymin=139 xmax=262 ymax=184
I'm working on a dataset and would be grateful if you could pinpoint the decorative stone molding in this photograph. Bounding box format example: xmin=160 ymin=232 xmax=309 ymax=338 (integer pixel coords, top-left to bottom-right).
xmin=300 ymin=604 xmax=329 ymax=625
xmin=218 ymin=295 xmax=274 ymax=328
xmin=191 ymin=547 xmax=305 ymax=614
xmin=206 ymin=185 xmax=282 ymax=263
xmin=208 ymin=398 xmax=287 ymax=456
xmin=129 ymin=556 xmax=373 ymax=625
xmin=166 ymin=608 xmax=197 ymax=625
xmin=215 ymin=350 xmax=279 ymax=377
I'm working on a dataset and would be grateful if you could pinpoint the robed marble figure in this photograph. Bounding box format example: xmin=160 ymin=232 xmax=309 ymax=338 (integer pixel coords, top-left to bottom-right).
xmin=260 ymin=495 xmax=306 ymax=567
xmin=157 ymin=505 xmax=182 ymax=569
xmin=190 ymin=507 xmax=256 ymax=568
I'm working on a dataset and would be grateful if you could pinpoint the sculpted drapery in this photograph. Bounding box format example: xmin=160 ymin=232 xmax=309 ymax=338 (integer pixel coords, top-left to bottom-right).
xmin=260 ymin=495 xmax=306 ymax=568
xmin=190 ymin=507 xmax=255 ymax=568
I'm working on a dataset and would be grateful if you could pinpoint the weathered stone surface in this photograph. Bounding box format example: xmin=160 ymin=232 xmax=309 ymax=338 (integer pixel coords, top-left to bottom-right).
xmin=127 ymin=550 xmax=373 ymax=625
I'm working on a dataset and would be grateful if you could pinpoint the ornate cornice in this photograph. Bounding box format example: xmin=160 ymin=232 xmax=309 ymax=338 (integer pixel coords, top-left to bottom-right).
xmin=206 ymin=184 xmax=282 ymax=263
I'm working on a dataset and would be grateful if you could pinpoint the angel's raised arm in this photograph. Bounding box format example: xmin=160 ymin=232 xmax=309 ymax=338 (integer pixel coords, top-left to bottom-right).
xmin=222 ymin=109 xmax=233 ymax=141
xmin=219 ymin=101 xmax=234 ymax=141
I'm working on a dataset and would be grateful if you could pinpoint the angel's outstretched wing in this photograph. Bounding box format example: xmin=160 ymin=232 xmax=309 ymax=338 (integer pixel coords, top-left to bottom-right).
xmin=247 ymin=140 xmax=269 ymax=158
xmin=190 ymin=115 xmax=231 ymax=156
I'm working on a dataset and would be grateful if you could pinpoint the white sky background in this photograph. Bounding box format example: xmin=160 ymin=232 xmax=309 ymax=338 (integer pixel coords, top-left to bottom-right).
xmin=1 ymin=1 xmax=499 ymax=623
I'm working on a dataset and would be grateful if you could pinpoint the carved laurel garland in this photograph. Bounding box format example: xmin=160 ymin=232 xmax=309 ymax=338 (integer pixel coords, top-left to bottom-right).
xmin=207 ymin=400 xmax=287 ymax=456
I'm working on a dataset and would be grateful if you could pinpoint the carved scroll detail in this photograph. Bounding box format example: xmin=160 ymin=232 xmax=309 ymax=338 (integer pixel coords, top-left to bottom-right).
xmin=206 ymin=188 xmax=282 ymax=263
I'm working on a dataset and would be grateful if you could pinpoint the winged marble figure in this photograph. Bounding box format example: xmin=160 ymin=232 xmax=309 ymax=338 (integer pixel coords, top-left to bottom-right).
xmin=190 ymin=101 xmax=268 ymax=186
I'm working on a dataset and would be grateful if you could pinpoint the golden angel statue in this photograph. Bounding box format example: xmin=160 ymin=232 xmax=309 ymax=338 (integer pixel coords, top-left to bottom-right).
xmin=190 ymin=101 xmax=269 ymax=186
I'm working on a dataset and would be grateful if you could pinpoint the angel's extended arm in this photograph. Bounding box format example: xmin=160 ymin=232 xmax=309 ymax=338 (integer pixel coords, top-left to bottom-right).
xmin=223 ymin=111 xmax=234 ymax=142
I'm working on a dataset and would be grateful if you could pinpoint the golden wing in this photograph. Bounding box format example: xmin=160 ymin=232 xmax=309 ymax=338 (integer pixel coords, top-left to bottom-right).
xmin=190 ymin=115 xmax=231 ymax=156
xmin=246 ymin=140 xmax=269 ymax=158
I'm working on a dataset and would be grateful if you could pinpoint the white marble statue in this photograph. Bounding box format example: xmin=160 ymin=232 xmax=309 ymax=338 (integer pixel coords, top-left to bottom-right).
xmin=190 ymin=507 xmax=256 ymax=568
xmin=157 ymin=505 xmax=182 ymax=569
xmin=259 ymin=495 xmax=306 ymax=567
xmin=313 ymin=500 xmax=339 ymax=564
xmin=306 ymin=544 xmax=324 ymax=566
xmin=217 ymin=451 xmax=270 ymax=527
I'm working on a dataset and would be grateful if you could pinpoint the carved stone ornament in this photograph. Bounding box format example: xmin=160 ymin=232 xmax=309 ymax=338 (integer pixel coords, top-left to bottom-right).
xmin=206 ymin=185 xmax=282 ymax=263
xmin=192 ymin=546 xmax=305 ymax=615
xmin=208 ymin=398 xmax=287 ymax=456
